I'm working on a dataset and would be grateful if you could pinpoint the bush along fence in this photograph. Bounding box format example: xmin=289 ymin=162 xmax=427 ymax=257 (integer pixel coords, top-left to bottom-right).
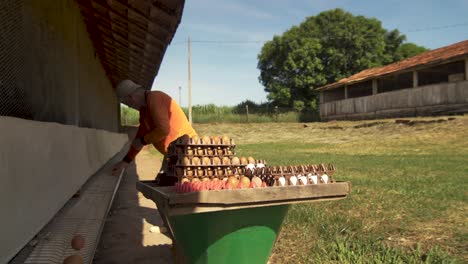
xmin=121 ymin=103 xmax=319 ymax=125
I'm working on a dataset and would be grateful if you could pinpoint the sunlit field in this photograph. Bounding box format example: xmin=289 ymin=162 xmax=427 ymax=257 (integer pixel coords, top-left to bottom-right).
xmin=190 ymin=116 xmax=468 ymax=263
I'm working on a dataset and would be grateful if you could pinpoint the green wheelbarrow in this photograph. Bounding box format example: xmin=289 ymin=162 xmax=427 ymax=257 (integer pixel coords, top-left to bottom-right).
xmin=137 ymin=181 xmax=351 ymax=264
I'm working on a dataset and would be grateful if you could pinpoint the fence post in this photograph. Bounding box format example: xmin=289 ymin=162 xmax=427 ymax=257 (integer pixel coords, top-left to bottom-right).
xmin=274 ymin=106 xmax=278 ymax=122
xmin=246 ymin=105 xmax=249 ymax=123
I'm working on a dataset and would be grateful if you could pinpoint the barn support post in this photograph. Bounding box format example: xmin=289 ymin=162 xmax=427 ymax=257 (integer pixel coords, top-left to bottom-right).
xmin=413 ymin=71 xmax=418 ymax=88
xmin=372 ymin=79 xmax=378 ymax=95
xmin=465 ymin=57 xmax=468 ymax=80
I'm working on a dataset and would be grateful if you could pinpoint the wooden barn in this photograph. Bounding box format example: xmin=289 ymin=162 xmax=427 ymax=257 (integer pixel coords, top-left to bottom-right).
xmin=317 ymin=40 xmax=468 ymax=121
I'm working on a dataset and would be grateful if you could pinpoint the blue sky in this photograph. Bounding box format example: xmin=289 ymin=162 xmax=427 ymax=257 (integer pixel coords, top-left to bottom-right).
xmin=152 ymin=0 xmax=468 ymax=106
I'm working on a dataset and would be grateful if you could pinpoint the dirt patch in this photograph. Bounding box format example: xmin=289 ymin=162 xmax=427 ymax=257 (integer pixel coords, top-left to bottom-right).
xmin=395 ymin=118 xmax=456 ymax=126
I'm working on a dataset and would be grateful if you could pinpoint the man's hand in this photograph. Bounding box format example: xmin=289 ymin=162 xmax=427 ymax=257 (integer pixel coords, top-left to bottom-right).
xmin=112 ymin=161 xmax=129 ymax=176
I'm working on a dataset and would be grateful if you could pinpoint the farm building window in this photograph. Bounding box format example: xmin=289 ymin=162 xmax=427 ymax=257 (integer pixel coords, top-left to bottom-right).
xmin=348 ymin=80 xmax=373 ymax=98
xmin=322 ymin=86 xmax=345 ymax=103
xmin=377 ymin=72 xmax=413 ymax=93
xmin=418 ymin=60 xmax=465 ymax=86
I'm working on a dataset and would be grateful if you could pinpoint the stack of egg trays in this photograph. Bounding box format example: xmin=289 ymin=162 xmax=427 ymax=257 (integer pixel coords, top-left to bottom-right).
xmin=244 ymin=164 xmax=336 ymax=186
xmin=168 ymin=137 xmax=245 ymax=181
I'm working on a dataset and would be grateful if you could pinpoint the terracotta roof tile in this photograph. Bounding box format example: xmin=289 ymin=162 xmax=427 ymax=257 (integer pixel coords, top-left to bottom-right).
xmin=317 ymin=40 xmax=468 ymax=91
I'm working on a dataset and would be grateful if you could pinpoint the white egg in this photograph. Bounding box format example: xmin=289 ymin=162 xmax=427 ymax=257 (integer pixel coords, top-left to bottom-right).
xmin=321 ymin=174 xmax=329 ymax=184
xmin=289 ymin=176 xmax=297 ymax=186
xmin=246 ymin=163 xmax=256 ymax=172
xmin=299 ymin=176 xmax=308 ymax=185
xmin=278 ymin=176 xmax=286 ymax=186
xmin=308 ymin=174 xmax=318 ymax=184
xmin=256 ymin=163 xmax=265 ymax=168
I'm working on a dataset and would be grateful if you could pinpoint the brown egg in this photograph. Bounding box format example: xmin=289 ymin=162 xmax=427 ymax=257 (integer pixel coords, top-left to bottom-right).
xmin=226 ymin=148 xmax=233 ymax=155
xmin=252 ymin=176 xmax=262 ymax=187
xmin=217 ymin=168 xmax=224 ymax=176
xmin=192 ymin=157 xmax=200 ymax=165
xmin=197 ymin=167 xmax=204 ymax=176
xmin=227 ymin=176 xmax=239 ymax=188
xmin=240 ymin=157 xmax=248 ymax=165
xmin=202 ymin=136 xmax=211 ymax=144
xmin=191 ymin=177 xmax=200 ymax=183
xmin=71 ymin=235 xmax=85 ymax=250
xmin=217 ymin=147 xmax=224 ymax=155
xmin=221 ymin=136 xmax=230 ymax=145
xmin=247 ymin=157 xmax=255 ymax=164
xmin=197 ymin=147 xmax=204 ymax=155
xmin=186 ymin=169 xmax=194 ymax=177
xmin=186 ymin=147 xmax=194 ymax=155
xmin=226 ymin=168 xmax=233 ymax=175
xmin=211 ymin=136 xmax=220 ymax=144
xmin=239 ymin=176 xmax=251 ymax=188
xmin=63 ymin=255 xmax=83 ymax=264
xmin=183 ymin=157 xmax=191 ymax=166
xmin=231 ymin=157 xmax=240 ymax=165
xmin=222 ymin=157 xmax=231 ymax=165
xmin=207 ymin=168 xmax=214 ymax=176
xmin=212 ymin=157 xmax=221 ymax=165
xmin=202 ymin=157 xmax=211 ymax=165
xmin=191 ymin=135 xmax=200 ymax=144
xmin=202 ymin=177 xmax=210 ymax=182
xmin=207 ymin=148 xmax=214 ymax=155
xmin=181 ymin=177 xmax=190 ymax=183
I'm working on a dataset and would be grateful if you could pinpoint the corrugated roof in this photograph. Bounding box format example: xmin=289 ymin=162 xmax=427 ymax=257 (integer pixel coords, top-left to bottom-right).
xmin=76 ymin=0 xmax=185 ymax=88
xmin=316 ymin=40 xmax=468 ymax=91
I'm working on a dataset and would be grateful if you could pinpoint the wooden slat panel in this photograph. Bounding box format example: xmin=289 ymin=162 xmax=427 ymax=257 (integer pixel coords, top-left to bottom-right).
xmin=137 ymin=181 xmax=351 ymax=216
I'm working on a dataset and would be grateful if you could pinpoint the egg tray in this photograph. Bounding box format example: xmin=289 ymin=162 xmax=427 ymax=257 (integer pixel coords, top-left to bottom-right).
xmin=171 ymin=154 xmax=237 ymax=158
xmin=170 ymin=166 xmax=245 ymax=178
xmin=174 ymin=143 xmax=236 ymax=148
xmin=173 ymin=173 xmax=333 ymax=188
xmin=169 ymin=164 xmax=259 ymax=172
xmin=174 ymin=164 xmax=244 ymax=167
xmin=244 ymin=164 xmax=337 ymax=184
xmin=170 ymin=149 xmax=236 ymax=157
xmin=174 ymin=156 xmax=266 ymax=167
xmin=263 ymin=164 xmax=336 ymax=176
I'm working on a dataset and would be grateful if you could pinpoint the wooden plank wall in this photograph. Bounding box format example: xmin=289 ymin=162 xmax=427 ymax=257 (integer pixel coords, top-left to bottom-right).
xmin=320 ymin=80 xmax=468 ymax=120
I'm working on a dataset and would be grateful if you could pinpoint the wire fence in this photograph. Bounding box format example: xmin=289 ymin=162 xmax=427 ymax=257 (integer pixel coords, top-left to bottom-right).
xmin=0 ymin=0 xmax=33 ymax=120
xmin=121 ymin=104 xmax=319 ymax=125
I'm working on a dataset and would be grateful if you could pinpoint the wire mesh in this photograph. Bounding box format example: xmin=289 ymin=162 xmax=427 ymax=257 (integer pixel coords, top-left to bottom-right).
xmin=0 ymin=0 xmax=32 ymax=119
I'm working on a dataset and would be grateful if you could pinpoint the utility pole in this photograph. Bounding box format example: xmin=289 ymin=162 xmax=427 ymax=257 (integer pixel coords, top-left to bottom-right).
xmin=178 ymin=86 xmax=182 ymax=106
xmin=188 ymin=35 xmax=193 ymax=124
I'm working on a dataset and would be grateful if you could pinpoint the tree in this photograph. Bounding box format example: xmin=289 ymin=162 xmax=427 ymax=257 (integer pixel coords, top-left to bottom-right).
xmin=257 ymin=8 xmax=426 ymax=108
xmin=383 ymin=29 xmax=407 ymax=64
xmin=395 ymin=43 xmax=429 ymax=59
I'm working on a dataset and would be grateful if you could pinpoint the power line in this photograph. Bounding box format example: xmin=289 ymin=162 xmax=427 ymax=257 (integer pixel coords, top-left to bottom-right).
xmin=408 ymin=22 xmax=468 ymax=32
xmin=170 ymin=22 xmax=468 ymax=45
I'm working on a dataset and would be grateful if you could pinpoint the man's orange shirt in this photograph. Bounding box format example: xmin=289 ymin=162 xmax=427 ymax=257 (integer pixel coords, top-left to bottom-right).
xmin=125 ymin=91 xmax=197 ymax=161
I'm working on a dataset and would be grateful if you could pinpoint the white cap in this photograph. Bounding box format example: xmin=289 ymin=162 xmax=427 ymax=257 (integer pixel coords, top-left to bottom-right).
xmin=116 ymin=79 xmax=142 ymax=101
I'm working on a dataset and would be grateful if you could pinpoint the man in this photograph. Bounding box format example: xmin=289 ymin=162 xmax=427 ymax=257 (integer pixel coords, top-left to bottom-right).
xmin=112 ymin=80 xmax=197 ymax=185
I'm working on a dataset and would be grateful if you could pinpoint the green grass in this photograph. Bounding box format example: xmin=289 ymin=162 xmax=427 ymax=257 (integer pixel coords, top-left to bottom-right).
xmin=188 ymin=117 xmax=468 ymax=263
xmin=120 ymin=105 xmax=139 ymax=126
